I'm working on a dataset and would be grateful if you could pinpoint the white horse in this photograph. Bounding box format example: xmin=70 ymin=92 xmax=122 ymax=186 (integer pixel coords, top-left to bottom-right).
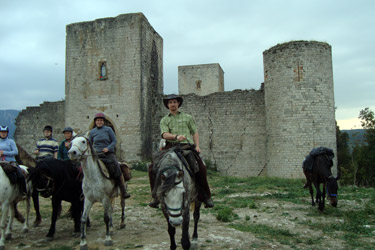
xmin=68 ymin=135 xmax=126 ymax=250
xmin=0 ymin=164 xmax=31 ymax=250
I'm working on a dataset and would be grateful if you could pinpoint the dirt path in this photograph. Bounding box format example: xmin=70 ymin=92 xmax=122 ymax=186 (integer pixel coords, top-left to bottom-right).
xmin=2 ymin=174 xmax=370 ymax=250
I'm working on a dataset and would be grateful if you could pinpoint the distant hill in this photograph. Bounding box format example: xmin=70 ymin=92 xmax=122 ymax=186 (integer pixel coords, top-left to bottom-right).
xmin=342 ymin=129 xmax=366 ymax=148
xmin=0 ymin=110 xmax=20 ymax=139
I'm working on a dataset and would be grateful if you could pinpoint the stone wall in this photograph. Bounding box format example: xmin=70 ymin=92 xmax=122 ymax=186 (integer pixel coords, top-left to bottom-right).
xmin=14 ymin=101 xmax=65 ymax=154
xmin=168 ymin=89 xmax=267 ymax=177
xmin=178 ymin=64 xmax=224 ymax=96
xmin=263 ymin=41 xmax=337 ymax=178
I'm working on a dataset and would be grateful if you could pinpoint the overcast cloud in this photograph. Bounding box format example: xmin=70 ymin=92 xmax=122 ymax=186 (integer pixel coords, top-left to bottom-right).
xmin=1 ymin=0 xmax=374 ymax=129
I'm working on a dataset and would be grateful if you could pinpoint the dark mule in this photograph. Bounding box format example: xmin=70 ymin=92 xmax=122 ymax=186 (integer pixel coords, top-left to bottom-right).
xmin=303 ymin=147 xmax=340 ymax=211
xmin=28 ymin=158 xmax=84 ymax=240
xmin=15 ymin=143 xmax=42 ymax=227
xmin=153 ymin=148 xmax=201 ymax=250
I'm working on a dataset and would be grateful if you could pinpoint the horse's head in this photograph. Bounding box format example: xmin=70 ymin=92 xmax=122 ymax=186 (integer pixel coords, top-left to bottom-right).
xmin=326 ymin=176 xmax=338 ymax=207
xmin=157 ymin=155 xmax=185 ymax=227
xmin=68 ymin=136 xmax=89 ymax=161
xmin=29 ymin=162 xmax=55 ymax=198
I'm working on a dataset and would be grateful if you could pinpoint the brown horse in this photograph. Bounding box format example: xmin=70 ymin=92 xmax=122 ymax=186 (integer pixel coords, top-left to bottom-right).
xmin=303 ymin=148 xmax=340 ymax=211
xmin=15 ymin=143 xmax=42 ymax=227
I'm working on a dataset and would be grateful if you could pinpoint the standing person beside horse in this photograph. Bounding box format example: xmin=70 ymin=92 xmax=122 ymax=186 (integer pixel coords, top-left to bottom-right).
xmin=89 ymin=113 xmax=130 ymax=199
xmin=148 ymin=94 xmax=214 ymax=209
xmin=0 ymin=125 xmax=27 ymax=196
xmin=58 ymin=127 xmax=76 ymax=161
xmin=34 ymin=125 xmax=59 ymax=161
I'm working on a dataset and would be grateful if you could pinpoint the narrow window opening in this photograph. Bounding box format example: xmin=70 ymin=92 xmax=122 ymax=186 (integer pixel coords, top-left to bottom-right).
xmin=196 ymin=80 xmax=202 ymax=89
xmin=99 ymin=61 xmax=108 ymax=80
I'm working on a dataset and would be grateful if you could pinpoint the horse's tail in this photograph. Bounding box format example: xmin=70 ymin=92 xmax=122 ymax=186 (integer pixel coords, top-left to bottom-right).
xmin=66 ymin=205 xmax=73 ymax=219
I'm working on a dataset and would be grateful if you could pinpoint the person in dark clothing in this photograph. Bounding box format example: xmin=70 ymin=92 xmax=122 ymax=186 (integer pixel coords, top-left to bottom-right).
xmin=148 ymin=94 xmax=214 ymax=208
xmin=89 ymin=113 xmax=130 ymax=199
xmin=58 ymin=127 xmax=76 ymax=160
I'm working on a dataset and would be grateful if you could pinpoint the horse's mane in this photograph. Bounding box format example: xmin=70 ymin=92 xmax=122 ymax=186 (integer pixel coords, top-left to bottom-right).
xmin=16 ymin=143 xmax=36 ymax=168
xmin=29 ymin=159 xmax=80 ymax=185
xmin=154 ymin=151 xmax=181 ymax=197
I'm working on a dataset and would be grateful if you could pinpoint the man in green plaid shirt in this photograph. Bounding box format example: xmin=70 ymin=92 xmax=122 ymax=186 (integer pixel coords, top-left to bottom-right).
xmin=148 ymin=94 xmax=214 ymax=208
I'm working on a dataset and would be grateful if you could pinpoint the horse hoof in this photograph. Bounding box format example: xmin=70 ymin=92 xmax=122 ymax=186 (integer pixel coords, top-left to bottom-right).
xmin=190 ymin=241 xmax=198 ymax=250
xmin=80 ymin=244 xmax=88 ymax=250
xmin=5 ymin=233 xmax=12 ymax=240
xmin=104 ymin=240 xmax=113 ymax=246
xmin=120 ymin=223 xmax=126 ymax=229
xmin=45 ymin=236 xmax=54 ymax=242
xmin=72 ymin=232 xmax=80 ymax=238
xmin=22 ymin=228 xmax=29 ymax=233
xmin=33 ymin=219 xmax=41 ymax=227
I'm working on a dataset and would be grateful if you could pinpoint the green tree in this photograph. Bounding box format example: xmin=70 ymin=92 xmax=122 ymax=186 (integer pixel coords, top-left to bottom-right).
xmin=336 ymin=123 xmax=353 ymax=185
xmin=352 ymin=107 xmax=375 ymax=186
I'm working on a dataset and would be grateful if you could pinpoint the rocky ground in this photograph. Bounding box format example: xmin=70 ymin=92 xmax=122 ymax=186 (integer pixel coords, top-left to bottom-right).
xmin=2 ymin=172 xmax=374 ymax=250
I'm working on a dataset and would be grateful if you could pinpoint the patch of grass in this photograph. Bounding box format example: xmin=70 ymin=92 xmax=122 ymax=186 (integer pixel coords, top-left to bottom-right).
xmin=131 ymin=161 xmax=150 ymax=172
xmin=216 ymin=206 xmax=238 ymax=222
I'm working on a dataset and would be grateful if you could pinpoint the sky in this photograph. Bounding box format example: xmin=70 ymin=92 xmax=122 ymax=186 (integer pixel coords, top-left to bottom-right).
xmin=1 ymin=0 xmax=374 ymax=130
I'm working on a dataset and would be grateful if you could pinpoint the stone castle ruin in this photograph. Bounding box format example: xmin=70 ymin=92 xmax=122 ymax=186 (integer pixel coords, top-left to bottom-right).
xmin=15 ymin=13 xmax=337 ymax=178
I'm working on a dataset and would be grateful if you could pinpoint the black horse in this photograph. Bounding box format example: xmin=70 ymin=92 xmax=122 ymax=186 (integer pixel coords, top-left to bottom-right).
xmin=303 ymin=147 xmax=340 ymax=211
xmin=28 ymin=158 xmax=84 ymax=240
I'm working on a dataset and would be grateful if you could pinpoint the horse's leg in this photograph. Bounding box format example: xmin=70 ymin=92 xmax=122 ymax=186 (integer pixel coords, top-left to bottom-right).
xmin=322 ymin=182 xmax=326 ymax=211
xmin=103 ymin=198 xmax=113 ymax=246
xmin=120 ymin=196 xmax=125 ymax=229
xmin=309 ymin=185 xmax=315 ymax=206
xmin=181 ymin=208 xmax=191 ymax=250
xmin=72 ymin=201 xmax=81 ymax=237
xmin=32 ymin=190 xmax=42 ymax=227
xmin=167 ymin=219 xmax=177 ymax=250
xmin=46 ymin=198 xmax=61 ymax=240
xmin=0 ymin=203 xmax=10 ymax=250
xmin=22 ymin=196 xmax=31 ymax=233
xmin=5 ymin=202 xmax=14 ymax=240
xmin=191 ymin=202 xmax=201 ymax=249
xmin=80 ymin=198 xmax=93 ymax=250
xmin=314 ymin=183 xmax=323 ymax=211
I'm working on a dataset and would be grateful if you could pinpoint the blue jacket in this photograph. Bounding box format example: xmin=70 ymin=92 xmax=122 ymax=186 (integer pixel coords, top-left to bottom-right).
xmin=0 ymin=137 xmax=18 ymax=162
xmin=89 ymin=126 xmax=117 ymax=154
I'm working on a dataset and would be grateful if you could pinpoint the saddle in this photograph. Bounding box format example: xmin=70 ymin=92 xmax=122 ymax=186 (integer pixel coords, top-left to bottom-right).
xmin=152 ymin=145 xmax=198 ymax=178
xmin=0 ymin=161 xmax=27 ymax=185
xmin=97 ymin=159 xmax=131 ymax=181
xmin=302 ymin=147 xmax=334 ymax=171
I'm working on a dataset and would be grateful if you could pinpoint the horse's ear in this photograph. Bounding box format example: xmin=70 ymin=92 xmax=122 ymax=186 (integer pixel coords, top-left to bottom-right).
xmin=84 ymin=131 xmax=90 ymax=139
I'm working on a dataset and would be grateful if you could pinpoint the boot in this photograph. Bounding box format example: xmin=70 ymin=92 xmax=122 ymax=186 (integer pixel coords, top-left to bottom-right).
xmin=204 ymin=198 xmax=214 ymax=208
xmin=117 ymin=176 xmax=130 ymax=199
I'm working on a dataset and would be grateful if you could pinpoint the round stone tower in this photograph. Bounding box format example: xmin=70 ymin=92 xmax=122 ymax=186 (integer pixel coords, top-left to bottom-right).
xmin=263 ymin=41 xmax=337 ymax=178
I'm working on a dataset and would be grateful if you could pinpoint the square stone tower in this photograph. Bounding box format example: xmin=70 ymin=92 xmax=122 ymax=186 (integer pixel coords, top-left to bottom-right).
xmin=178 ymin=63 xmax=224 ymax=96
xmin=65 ymin=13 xmax=163 ymax=161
